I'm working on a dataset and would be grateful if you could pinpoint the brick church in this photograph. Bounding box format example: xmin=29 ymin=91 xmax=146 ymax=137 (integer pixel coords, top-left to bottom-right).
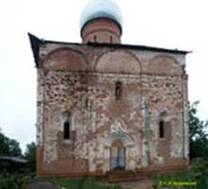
xmin=29 ymin=0 xmax=189 ymax=181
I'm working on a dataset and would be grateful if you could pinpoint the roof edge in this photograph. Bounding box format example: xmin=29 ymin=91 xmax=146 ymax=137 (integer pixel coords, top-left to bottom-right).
xmin=28 ymin=33 xmax=190 ymax=56
xmin=43 ymin=38 xmax=190 ymax=55
xmin=0 ymin=156 xmax=27 ymax=163
xmin=87 ymin=42 xmax=191 ymax=54
xmin=28 ymin=33 xmax=43 ymax=67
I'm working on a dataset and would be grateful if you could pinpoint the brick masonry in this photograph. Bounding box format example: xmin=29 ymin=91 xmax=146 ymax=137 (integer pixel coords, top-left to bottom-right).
xmin=35 ymin=43 xmax=189 ymax=179
xmin=81 ymin=18 xmax=122 ymax=44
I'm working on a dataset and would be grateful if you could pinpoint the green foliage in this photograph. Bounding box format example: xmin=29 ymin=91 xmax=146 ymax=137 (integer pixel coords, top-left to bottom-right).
xmin=0 ymin=132 xmax=22 ymax=157
xmin=24 ymin=142 xmax=36 ymax=172
xmin=0 ymin=173 xmax=121 ymax=189
xmin=191 ymin=158 xmax=208 ymax=189
xmin=153 ymin=159 xmax=208 ymax=189
xmin=189 ymin=102 xmax=208 ymax=159
xmin=0 ymin=172 xmax=33 ymax=189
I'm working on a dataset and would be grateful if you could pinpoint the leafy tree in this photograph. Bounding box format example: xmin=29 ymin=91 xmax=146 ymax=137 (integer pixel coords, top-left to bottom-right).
xmin=189 ymin=102 xmax=208 ymax=159
xmin=24 ymin=142 xmax=36 ymax=172
xmin=0 ymin=130 xmax=22 ymax=157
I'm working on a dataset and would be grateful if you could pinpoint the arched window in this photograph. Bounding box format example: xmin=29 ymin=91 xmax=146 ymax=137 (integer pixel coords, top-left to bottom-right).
xmin=115 ymin=81 xmax=122 ymax=100
xmin=159 ymin=120 xmax=164 ymax=138
xmin=63 ymin=112 xmax=71 ymax=140
xmin=64 ymin=121 xmax=70 ymax=139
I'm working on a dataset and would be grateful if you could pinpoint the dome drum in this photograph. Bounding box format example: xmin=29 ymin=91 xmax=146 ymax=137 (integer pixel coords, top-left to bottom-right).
xmin=80 ymin=0 xmax=123 ymax=44
xmin=81 ymin=18 xmax=122 ymax=44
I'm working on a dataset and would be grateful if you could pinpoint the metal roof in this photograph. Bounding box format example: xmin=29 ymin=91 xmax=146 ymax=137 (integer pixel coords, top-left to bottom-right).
xmin=28 ymin=33 xmax=190 ymax=67
xmin=80 ymin=0 xmax=123 ymax=29
xmin=0 ymin=156 xmax=27 ymax=163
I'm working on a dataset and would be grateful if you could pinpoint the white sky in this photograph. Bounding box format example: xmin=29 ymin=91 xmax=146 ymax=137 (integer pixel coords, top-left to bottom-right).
xmin=0 ymin=0 xmax=207 ymax=151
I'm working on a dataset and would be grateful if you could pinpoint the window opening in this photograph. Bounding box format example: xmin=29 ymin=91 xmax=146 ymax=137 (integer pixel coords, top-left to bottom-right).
xmin=94 ymin=35 xmax=97 ymax=42
xmin=64 ymin=122 xmax=70 ymax=139
xmin=159 ymin=120 xmax=164 ymax=138
xmin=115 ymin=81 xmax=122 ymax=100
xmin=63 ymin=112 xmax=71 ymax=140
xmin=85 ymin=98 xmax=88 ymax=109
xmin=110 ymin=36 xmax=113 ymax=43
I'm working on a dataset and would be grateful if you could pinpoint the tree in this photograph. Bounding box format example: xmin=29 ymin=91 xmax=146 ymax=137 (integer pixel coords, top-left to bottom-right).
xmin=0 ymin=131 xmax=22 ymax=157
xmin=24 ymin=142 xmax=36 ymax=172
xmin=189 ymin=102 xmax=208 ymax=159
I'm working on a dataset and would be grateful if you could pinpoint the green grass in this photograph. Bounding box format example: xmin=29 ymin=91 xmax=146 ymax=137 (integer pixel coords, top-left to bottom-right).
xmin=1 ymin=159 xmax=207 ymax=189
xmin=0 ymin=172 xmax=121 ymax=189
xmin=36 ymin=177 xmax=121 ymax=189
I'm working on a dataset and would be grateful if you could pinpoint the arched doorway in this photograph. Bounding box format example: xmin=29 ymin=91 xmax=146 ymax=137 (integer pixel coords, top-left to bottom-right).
xmin=110 ymin=139 xmax=125 ymax=170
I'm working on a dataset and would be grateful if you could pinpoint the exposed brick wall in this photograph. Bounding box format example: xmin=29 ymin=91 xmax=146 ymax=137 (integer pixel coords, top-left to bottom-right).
xmin=36 ymin=44 xmax=189 ymax=177
xmin=81 ymin=18 xmax=121 ymax=44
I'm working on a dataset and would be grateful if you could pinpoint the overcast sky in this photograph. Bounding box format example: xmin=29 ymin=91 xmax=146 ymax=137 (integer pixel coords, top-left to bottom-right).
xmin=0 ymin=0 xmax=207 ymax=151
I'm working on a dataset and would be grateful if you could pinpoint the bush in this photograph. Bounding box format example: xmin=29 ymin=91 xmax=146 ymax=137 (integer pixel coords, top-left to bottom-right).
xmin=0 ymin=171 xmax=36 ymax=189
xmin=153 ymin=159 xmax=208 ymax=189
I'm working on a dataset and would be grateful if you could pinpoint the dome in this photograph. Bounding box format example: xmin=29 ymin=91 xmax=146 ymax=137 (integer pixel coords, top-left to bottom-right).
xmin=80 ymin=0 xmax=123 ymax=29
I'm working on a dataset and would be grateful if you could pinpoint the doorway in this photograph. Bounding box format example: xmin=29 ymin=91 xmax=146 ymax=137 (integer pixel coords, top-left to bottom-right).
xmin=110 ymin=139 xmax=126 ymax=170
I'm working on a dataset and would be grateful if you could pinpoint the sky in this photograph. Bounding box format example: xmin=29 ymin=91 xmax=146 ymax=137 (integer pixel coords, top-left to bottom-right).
xmin=0 ymin=0 xmax=207 ymax=151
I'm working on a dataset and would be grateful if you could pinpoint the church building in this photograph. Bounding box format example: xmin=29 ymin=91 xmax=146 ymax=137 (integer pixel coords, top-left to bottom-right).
xmin=29 ymin=0 xmax=189 ymax=181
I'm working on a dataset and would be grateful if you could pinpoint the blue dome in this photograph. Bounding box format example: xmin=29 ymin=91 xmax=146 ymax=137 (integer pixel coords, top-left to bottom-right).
xmin=80 ymin=0 xmax=123 ymax=29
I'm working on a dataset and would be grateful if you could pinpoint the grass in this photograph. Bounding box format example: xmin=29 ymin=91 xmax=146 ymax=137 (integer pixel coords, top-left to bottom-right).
xmin=0 ymin=172 xmax=121 ymax=189
xmin=1 ymin=159 xmax=207 ymax=189
xmin=36 ymin=177 xmax=122 ymax=189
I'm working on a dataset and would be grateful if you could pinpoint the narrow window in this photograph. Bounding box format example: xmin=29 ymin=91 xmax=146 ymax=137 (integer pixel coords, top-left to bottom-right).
xmin=64 ymin=121 xmax=70 ymax=139
xmin=115 ymin=81 xmax=122 ymax=100
xmin=94 ymin=35 xmax=97 ymax=42
xmin=159 ymin=120 xmax=164 ymax=138
xmin=63 ymin=112 xmax=71 ymax=140
xmin=110 ymin=36 xmax=113 ymax=43
xmin=85 ymin=98 xmax=88 ymax=109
